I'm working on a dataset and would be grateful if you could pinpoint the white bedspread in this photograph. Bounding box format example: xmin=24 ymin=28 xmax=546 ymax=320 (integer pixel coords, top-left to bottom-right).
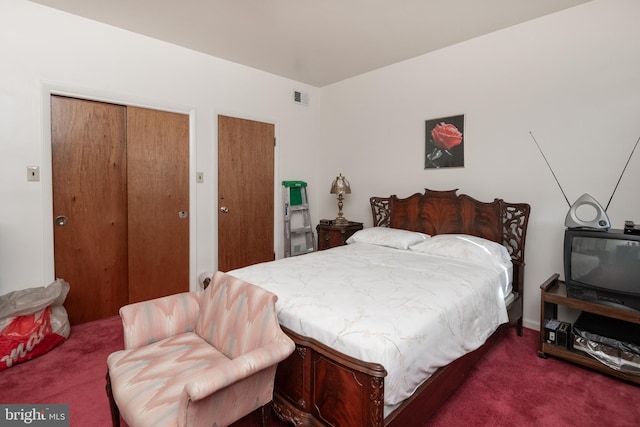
xmin=229 ymin=242 xmax=509 ymax=407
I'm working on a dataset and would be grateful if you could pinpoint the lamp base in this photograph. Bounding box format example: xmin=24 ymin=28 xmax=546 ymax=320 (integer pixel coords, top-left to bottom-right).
xmin=334 ymin=216 xmax=349 ymax=226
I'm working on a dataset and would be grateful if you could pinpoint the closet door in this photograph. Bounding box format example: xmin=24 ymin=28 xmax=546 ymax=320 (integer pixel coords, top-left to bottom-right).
xmin=52 ymin=96 xmax=128 ymax=324
xmin=51 ymin=96 xmax=189 ymax=324
xmin=126 ymin=106 xmax=189 ymax=303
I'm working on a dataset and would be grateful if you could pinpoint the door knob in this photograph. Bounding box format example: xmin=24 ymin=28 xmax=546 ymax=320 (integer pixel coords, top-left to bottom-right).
xmin=220 ymin=206 xmax=229 ymax=213
xmin=55 ymin=215 xmax=68 ymax=226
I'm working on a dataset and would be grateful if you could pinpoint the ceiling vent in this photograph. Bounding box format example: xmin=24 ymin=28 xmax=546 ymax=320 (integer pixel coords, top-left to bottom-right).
xmin=293 ymin=90 xmax=309 ymax=106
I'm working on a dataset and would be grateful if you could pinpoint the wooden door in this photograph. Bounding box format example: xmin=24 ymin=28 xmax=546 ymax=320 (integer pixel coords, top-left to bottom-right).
xmin=52 ymin=96 xmax=190 ymax=324
xmin=217 ymin=115 xmax=275 ymax=271
xmin=52 ymin=96 xmax=128 ymax=324
xmin=126 ymin=107 xmax=189 ymax=303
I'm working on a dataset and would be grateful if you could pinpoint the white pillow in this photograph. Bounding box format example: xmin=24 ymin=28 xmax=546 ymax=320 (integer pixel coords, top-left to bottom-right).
xmin=409 ymin=234 xmax=511 ymax=264
xmin=346 ymin=227 xmax=430 ymax=250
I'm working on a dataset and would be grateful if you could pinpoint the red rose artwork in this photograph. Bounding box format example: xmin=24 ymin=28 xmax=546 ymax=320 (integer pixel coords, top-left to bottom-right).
xmin=425 ymin=115 xmax=464 ymax=168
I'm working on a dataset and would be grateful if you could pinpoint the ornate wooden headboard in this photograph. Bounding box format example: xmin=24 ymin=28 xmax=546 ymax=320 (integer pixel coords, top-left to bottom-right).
xmin=370 ymin=189 xmax=531 ymax=324
xmin=370 ymin=188 xmax=531 ymax=264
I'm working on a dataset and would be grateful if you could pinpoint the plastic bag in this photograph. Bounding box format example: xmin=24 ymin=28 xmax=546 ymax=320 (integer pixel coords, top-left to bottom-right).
xmin=0 ymin=279 xmax=71 ymax=370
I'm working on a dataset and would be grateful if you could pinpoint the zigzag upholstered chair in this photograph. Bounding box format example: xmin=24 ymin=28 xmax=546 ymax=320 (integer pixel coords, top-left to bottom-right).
xmin=106 ymin=271 xmax=295 ymax=427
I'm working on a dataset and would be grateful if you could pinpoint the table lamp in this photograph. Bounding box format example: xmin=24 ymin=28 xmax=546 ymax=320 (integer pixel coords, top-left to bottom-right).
xmin=330 ymin=173 xmax=351 ymax=225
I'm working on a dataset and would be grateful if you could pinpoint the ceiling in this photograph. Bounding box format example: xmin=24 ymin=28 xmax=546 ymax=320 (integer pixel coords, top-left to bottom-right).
xmin=30 ymin=0 xmax=592 ymax=87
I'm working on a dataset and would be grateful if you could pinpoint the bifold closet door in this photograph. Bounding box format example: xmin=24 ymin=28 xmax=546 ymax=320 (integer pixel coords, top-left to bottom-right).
xmin=51 ymin=96 xmax=189 ymax=324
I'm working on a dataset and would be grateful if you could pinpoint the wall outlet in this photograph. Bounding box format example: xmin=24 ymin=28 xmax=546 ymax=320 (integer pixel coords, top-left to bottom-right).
xmin=27 ymin=166 xmax=40 ymax=182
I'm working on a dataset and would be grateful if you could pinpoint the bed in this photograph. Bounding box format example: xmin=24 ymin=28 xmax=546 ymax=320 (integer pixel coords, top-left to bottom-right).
xmin=229 ymin=188 xmax=530 ymax=426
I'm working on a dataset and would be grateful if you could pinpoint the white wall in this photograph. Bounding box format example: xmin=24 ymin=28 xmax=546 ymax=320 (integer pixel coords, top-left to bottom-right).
xmin=3 ymin=0 xmax=639 ymax=331
xmin=318 ymin=0 xmax=640 ymax=329
xmin=0 ymin=0 xmax=321 ymax=294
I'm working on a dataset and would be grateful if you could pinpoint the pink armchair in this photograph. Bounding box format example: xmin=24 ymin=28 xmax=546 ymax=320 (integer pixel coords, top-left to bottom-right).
xmin=106 ymin=271 xmax=295 ymax=427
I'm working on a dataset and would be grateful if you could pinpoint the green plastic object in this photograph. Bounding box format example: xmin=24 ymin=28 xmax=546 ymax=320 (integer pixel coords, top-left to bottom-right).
xmin=283 ymin=181 xmax=307 ymax=205
xmin=282 ymin=180 xmax=307 ymax=188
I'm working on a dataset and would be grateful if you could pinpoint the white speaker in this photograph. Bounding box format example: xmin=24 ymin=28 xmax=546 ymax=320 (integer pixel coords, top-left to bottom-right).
xmin=565 ymin=194 xmax=611 ymax=230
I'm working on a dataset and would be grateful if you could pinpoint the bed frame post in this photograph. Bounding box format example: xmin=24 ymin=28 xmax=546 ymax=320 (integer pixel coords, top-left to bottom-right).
xmin=499 ymin=200 xmax=531 ymax=336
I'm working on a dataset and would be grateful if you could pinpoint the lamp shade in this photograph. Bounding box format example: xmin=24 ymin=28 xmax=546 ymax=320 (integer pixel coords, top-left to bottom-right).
xmin=330 ymin=173 xmax=351 ymax=195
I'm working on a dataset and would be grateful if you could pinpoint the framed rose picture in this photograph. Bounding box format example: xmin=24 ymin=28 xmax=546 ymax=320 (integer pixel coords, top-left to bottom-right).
xmin=425 ymin=114 xmax=464 ymax=169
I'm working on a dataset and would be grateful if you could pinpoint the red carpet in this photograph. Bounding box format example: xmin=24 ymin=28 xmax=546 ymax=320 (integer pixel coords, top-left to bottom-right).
xmin=1 ymin=316 xmax=638 ymax=426
xmin=0 ymin=315 xmax=124 ymax=425
xmin=426 ymin=328 xmax=639 ymax=427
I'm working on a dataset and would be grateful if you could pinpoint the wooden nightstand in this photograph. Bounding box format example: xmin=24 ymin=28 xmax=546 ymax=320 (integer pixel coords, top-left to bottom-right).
xmin=316 ymin=221 xmax=363 ymax=251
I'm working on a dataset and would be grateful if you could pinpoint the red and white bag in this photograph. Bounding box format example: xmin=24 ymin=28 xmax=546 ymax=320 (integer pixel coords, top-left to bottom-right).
xmin=0 ymin=279 xmax=70 ymax=370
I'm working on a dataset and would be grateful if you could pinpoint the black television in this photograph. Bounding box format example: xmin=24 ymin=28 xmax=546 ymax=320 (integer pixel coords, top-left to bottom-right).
xmin=564 ymin=228 xmax=640 ymax=312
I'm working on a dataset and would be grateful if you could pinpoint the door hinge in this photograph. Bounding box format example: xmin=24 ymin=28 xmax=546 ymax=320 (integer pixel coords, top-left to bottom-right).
xmin=274 ymin=137 xmax=276 ymax=147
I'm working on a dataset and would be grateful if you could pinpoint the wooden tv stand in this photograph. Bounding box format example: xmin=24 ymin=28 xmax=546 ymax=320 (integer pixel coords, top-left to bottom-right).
xmin=538 ymin=273 xmax=640 ymax=384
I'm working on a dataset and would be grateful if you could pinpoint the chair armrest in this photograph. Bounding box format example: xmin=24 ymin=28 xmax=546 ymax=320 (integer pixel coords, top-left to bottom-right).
xmin=120 ymin=291 xmax=201 ymax=349
xmin=183 ymin=335 xmax=295 ymax=401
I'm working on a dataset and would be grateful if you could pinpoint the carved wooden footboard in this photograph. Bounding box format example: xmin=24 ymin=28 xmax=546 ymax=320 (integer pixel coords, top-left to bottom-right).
xmin=273 ymin=304 xmax=519 ymax=427
xmin=273 ymin=327 xmax=387 ymax=426
xmin=271 ymin=189 xmax=530 ymax=426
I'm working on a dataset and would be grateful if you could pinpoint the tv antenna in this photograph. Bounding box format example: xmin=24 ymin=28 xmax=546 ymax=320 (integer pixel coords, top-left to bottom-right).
xmin=605 ymin=133 xmax=640 ymax=211
xmin=529 ymin=131 xmax=640 ymax=211
xmin=528 ymin=131 xmax=571 ymax=208
xmin=529 ymin=131 xmax=640 ymax=230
